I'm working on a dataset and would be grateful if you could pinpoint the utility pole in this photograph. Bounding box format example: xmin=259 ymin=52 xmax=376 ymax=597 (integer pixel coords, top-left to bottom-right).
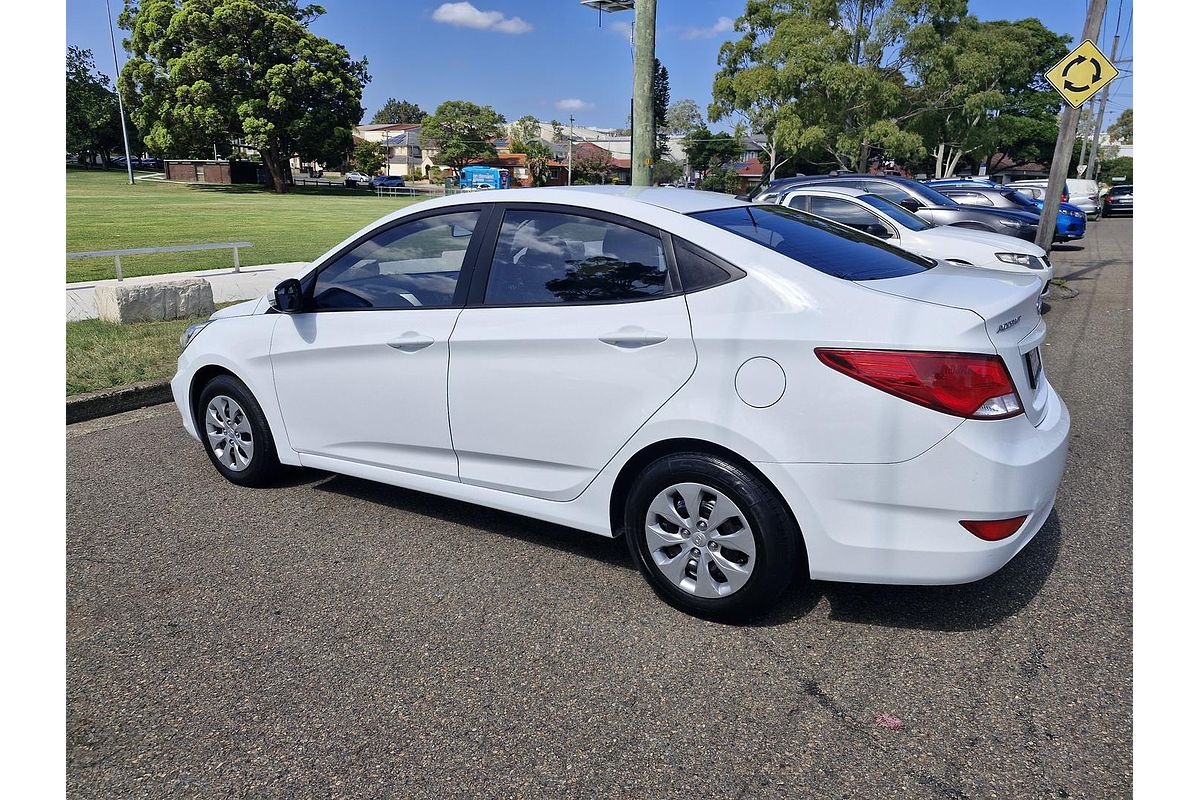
xmin=567 ymin=115 xmax=574 ymax=185
xmin=1085 ymin=32 xmax=1121 ymax=183
xmin=1035 ymin=0 xmax=1106 ymax=252
xmin=631 ymin=0 xmax=656 ymax=186
xmin=1076 ymin=98 xmax=1095 ymax=175
xmin=105 ymin=0 xmax=135 ymax=185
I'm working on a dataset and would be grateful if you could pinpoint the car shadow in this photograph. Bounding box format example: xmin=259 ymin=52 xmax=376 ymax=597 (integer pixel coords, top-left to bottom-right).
xmin=1051 ymin=243 xmax=1085 ymax=252
xmin=312 ymin=473 xmax=631 ymax=569
xmin=306 ymin=472 xmax=1063 ymax=633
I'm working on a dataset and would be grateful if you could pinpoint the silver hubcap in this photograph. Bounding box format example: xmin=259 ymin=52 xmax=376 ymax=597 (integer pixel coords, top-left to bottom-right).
xmin=643 ymin=482 xmax=756 ymax=598
xmin=204 ymin=395 xmax=254 ymax=472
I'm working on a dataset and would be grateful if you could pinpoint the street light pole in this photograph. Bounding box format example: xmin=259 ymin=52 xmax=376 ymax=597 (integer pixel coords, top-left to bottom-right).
xmin=105 ymin=0 xmax=135 ymax=185
xmin=1035 ymin=0 xmax=1106 ymax=252
xmin=568 ymin=115 xmax=574 ymax=185
xmin=631 ymin=0 xmax=656 ymax=186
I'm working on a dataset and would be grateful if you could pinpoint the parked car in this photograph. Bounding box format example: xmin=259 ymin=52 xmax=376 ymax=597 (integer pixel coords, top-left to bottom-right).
xmin=1009 ymin=178 xmax=1100 ymax=219
xmin=344 ymin=171 xmax=372 ymax=186
xmin=369 ymin=175 xmax=406 ymax=188
xmin=775 ymin=186 xmax=1053 ymax=294
xmin=172 ymin=186 xmax=1068 ymax=619
xmin=934 ymin=185 xmax=1087 ymax=242
xmin=1101 ymin=184 xmax=1133 ymax=217
xmin=748 ymin=174 xmax=1041 ymax=241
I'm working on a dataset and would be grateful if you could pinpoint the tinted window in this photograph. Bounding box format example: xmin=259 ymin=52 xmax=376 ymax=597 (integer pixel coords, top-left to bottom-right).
xmin=1110 ymin=185 xmax=1132 ymax=195
xmin=859 ymin=195 xmax=932 ymax=231
xmin=313 ymin=211 xmax=478 ymax=310
xmin=675 ymin=241 xmax=737 ymax=292
xmin=946 ymin=191 xmax=993 ymax=207
xmin=1000 ymin=189 xmax=1040 ymax=209
xmin=485 ymin=210 xmax=668 ymax=305
xmin=807 ymin=197 xmax=889 ymax=236
xmin=859 ymin=180 xmax=913 ymax=205
xmin=690 ymin=205 xmax=932 ymax=280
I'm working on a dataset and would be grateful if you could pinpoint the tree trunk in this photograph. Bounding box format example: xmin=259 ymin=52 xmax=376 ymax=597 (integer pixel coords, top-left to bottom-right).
xmin=261 ymin=150 xmax=290 ymax=194
xmin=933 ymin=142 xmax=945 ymax=178
xmin=857 ymin=139 xmax=870 ymax=173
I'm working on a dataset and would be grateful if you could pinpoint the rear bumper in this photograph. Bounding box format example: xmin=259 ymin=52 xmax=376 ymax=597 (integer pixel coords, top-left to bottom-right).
xmin=758 ymin=384 xmax=1070 ymax=585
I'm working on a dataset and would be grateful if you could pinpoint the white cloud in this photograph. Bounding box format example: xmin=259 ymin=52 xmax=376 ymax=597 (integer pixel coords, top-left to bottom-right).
xmin=681 ymin=16 xmax=736 ymax=40
xmin=556 ymin=98 xmax=595 ymax=111
xmin=609 ymin=20 xmax=632 ymax=38
xmin=432 ymin=2 xmax=533 ymax=34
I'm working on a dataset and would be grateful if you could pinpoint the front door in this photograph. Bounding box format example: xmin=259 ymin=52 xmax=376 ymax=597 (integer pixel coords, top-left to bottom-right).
xmin=271 ymin=208 xmax=484 ymax=480
xmin=449 ymin=206 xmax=696 ymax=501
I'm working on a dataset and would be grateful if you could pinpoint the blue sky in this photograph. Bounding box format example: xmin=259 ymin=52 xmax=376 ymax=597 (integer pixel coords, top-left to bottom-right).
xmin=66 ymin=0 xmax=1132 ymax=131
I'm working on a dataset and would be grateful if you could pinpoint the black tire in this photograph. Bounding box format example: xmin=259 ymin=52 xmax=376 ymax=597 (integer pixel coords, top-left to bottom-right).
xmin=624 ymin=452 xmax=803 ymax=621
xmin=196 ymin=374 xmax=282 ymax=487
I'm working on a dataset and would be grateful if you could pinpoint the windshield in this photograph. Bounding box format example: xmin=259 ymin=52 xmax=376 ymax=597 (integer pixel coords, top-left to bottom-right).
xmin=690 ymin=205 xmax=933 ymax=281
xmin=1001 ymin=189 xmax=1041 ymax=210
xmin=859 ymin=194 xmax=933 ymax=231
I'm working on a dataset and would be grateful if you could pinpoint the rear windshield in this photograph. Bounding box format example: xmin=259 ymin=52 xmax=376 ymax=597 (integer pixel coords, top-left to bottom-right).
xmin=690 ymin=205 xmax=933 ymax=280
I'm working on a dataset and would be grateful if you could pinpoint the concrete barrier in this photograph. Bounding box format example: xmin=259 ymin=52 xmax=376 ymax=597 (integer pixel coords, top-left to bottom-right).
xmin=94 ymin=278 xmax=215 ymax=324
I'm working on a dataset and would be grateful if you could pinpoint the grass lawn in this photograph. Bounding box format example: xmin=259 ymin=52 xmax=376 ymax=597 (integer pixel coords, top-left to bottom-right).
xmin=67 ymin=167 xmax=430 ymax=282
xmin=66 ymin=306 xmax=236 ymax=396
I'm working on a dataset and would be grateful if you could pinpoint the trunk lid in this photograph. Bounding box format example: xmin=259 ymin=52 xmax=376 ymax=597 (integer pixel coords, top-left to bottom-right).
xmin=863 ymin=263 xmax=1049 ymax=425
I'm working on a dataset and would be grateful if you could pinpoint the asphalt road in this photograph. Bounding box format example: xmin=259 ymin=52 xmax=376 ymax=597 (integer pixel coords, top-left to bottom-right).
xmin=67 ymin=218 xmax=1132 ymax=799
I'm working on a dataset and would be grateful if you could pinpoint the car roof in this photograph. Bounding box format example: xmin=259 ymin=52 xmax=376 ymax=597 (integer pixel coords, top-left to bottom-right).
xmin=435 ymin=185 xmax=750 ymax=215
xmin=779 ymin=185 xmax=866 ymax=198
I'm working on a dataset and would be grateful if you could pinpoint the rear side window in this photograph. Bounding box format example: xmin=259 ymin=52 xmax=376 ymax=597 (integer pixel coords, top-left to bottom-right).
xmin=484 ymin=209 xmax=669 ymax=305
xmin=674 ymin=241 xmax=740 ymax=292
xmin=690 ymin=205 xmax=932 ymax=280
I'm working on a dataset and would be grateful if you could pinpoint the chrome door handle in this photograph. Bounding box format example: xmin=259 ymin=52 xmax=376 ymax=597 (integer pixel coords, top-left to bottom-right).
xmin=599 ymin=327 xmax=668 ymax=349
xmin=387 ymin=332 xmax=435 ymax=352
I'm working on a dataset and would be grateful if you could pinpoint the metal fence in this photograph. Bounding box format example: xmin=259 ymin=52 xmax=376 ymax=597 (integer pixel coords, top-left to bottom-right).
xmin=66 ymin=242 xmax=253 ymax=282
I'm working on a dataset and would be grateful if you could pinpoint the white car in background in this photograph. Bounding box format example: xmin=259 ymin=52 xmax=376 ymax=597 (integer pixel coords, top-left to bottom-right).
xmin=776 ymin=186 xmax=1054 ymax=295
xmin=1009 ymin=178 xmax=1101 ymax=219
xmin=172 ymin=186 xmax=1069 ymax=620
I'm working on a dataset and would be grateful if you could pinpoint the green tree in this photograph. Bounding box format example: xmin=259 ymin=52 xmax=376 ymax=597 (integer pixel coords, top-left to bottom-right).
xmin=371 ymin=98 xmax=426 ymax=125
xmin=715 ymin=1 xmax=962 ymax=173
xmin=1107 ymin=108 xmax=1132 ymax=144
xmin=1098 ymin=155 xmax=1132 ymax=185
xmin=664 ymin=100 xmax=703 ymax=136
xmin=119 ymin=0 xmax=369 ymax=193
xmin=681 ymin=125 xmax=742 ymax=176
xmin=66 ymin=47 xmax=124 ymax=168
xmin=550 ymin=119 xmax=566 ymax=142
xmin=419 ymin=100 xmax=507 ymax=175
xmin=508 ymin=115 xmax=542 ymax=147
xmin=349 ymin=138 xmax=384 ymax=175
xmin=653 ymin=58 xmax=670 ymax=162
xmin=905 ymin=15 xmax=1070 ymax=177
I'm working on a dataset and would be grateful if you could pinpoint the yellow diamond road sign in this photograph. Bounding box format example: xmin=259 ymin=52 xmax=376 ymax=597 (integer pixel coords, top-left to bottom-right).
xmin=1046 ymin=39 xmax=1120 ymax=108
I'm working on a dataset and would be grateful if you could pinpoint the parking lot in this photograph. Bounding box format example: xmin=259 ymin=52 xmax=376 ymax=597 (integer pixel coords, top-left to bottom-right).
xmin=66 ymin=219 xmax=1131 ymax=799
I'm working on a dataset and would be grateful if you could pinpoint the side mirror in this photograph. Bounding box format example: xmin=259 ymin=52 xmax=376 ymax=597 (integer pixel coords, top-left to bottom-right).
xmin=899 ymin=198 xmax=921 ymax=212
xmin=274 ymin=278 xmax=304 ymax=313
xmin=865 ymin=223 xmax=892 ymax=238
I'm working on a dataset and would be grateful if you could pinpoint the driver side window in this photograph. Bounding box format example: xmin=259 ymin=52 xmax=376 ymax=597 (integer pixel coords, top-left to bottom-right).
xmin=313 ymin=210 xmax=479 ymax=310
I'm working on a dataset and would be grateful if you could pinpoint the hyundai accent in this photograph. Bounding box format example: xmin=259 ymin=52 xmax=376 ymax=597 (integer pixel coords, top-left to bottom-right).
xmin=172 ymin=186 xmax=1070 ymax=619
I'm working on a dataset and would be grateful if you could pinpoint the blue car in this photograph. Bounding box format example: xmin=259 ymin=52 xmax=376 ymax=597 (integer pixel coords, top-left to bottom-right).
xmin=928 ymin=180 xmax=1086 ymax=242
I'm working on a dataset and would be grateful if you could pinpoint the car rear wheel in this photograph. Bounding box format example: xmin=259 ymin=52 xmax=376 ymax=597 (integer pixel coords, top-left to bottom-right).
xmin=625 ymin=452 xmax=802 ymax=620
xmin=197 ymin=374 xmax=281 ymax=486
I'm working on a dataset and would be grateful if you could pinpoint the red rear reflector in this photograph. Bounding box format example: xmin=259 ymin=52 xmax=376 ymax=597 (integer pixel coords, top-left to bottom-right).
xmin=960 ymin=516 xmax=1028 ymax=541
xmin=814 ymin=349 xmax=1024 ymax=419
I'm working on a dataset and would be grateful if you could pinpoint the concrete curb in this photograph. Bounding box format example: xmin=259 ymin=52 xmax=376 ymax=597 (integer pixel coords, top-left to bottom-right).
xmin=67 ymin=381 xmax=173 ymax=424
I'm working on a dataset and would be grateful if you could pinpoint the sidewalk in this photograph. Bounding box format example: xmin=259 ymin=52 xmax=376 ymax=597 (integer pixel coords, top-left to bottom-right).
xmin=66 ymin=262 xmax=310 ymax=321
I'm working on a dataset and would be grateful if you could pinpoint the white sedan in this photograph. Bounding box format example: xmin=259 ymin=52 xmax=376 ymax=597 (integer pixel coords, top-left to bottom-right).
xmin=776 ymin=186 xmax=1054 ymax=294
xmin=172 ymin=186 xmax=1069 ymax=619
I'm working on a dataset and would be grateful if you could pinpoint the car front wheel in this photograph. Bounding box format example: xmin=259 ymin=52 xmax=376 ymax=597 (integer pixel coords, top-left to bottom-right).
xmin=625 ymin=452 xmax=802 ymax=620
xmin=197 ymin=374 xmax=281 ymax=486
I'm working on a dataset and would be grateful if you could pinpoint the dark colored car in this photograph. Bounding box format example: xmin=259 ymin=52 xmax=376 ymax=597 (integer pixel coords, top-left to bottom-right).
xmin=935 ymin=185 xmax=1087 ymax=242
xmin=747 ymin=174 xmax=1041 ymax=241
xmin=1101 ymin=185 xmax=1133 ymax=217
xmin=369 ymin=174 xmax=406 ymax=188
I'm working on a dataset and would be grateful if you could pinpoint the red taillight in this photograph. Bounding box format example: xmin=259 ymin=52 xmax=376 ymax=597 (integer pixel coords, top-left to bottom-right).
xmin=1061 ymin=192 xmax=1069 ymax=202
xmin=814 ymin=349 xmax=1024 ymax=419
xmin=960 ymin=516 xmax=1027 ymax=541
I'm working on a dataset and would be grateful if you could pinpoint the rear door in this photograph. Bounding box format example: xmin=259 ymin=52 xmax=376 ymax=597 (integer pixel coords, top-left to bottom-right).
xmin=448 ymin=204 xmax=696 ymax=500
